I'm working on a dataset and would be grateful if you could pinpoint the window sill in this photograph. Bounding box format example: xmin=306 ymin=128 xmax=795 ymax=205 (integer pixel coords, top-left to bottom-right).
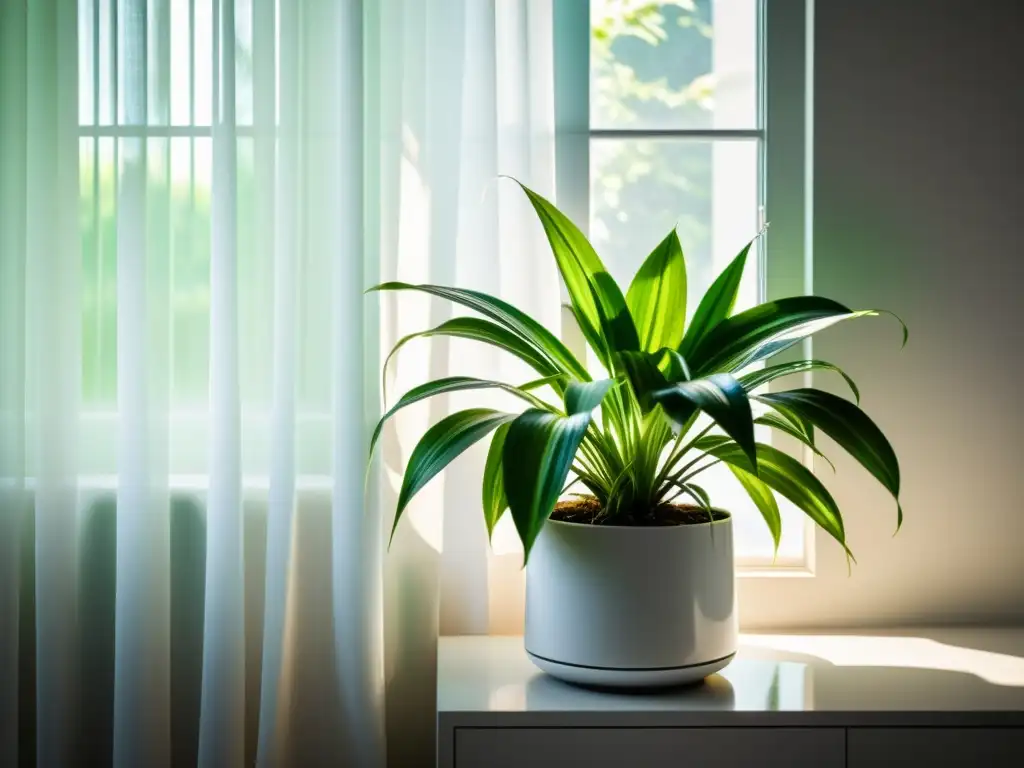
xmin=737 ymin=565 xmax=814 ymax=578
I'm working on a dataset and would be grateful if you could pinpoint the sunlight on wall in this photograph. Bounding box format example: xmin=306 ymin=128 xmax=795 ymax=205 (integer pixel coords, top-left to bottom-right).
xmin=490 ymin=513 xmax=522 ymax=556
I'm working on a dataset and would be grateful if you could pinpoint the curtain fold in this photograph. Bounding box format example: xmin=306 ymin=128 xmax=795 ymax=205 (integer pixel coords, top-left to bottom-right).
xmin=0 ymin=1 xmax=558 ymax=765
xmin=197 ymin=0 xmax=246 ymax=763
xmin=0 ymin=0 xmax=29 ymax=758
xmin=24 ymin=1 xmax=84 ymax=764
xmin=112 ymin=0 xmax=173 ymax=759
xmin=253 ymin=0 xmax=294 ymax=757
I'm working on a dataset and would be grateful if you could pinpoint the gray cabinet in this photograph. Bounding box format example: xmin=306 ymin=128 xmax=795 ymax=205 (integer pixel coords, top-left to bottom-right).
xmin=455 ymin=727 xmax=844 ymax=768
xmin=847 ymin=728 xmax=1024 ymax=767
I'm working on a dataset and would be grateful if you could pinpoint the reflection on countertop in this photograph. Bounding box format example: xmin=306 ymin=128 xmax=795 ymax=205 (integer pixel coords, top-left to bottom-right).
xmin=438 ymin=628 xmax=1024 ymax=714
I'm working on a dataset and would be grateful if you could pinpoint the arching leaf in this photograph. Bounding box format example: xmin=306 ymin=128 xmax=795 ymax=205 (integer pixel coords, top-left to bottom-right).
xmin=696 ymin=437 xmax=851 ymax=561
xmin=380 ymin=317 xmax=561 ymax=405
xmin=653 ymin=374 xmax=758 ymax=471
xmin=504 ymin=380 xmax=615 ymax=563
xmin=727 ymin=465 xmax=782 ymax=555
xmin=369 ymin=282 xmax=589 ymax=381
xmin=739 ymin=359 xmax=860 ymax=404
xmin=627 ymin=230 xmax=687 ymax=352
xmin=755 ymin=412 xmax=835 ymax=472
xmin=391 ymin=409 xmax=516 ymax=547
xmin=690 ymin=296 xmax=905 ymax=376
xmin=564 ymin=378 xmax=617 ymax=415
xmin=679 ymin=238 xmax=754 ymax=359
xmin=482 ymin=423 xmax=511 ymax=540
xmin=690 ymin=296 xmax=868 ymax=375
xmin=512 ymin=180 xmax=640 ymax=363
xmin=758 ymin=388 xmax=901 ymax=530
xmin=369 ymin=375 xmax=558 ymax=462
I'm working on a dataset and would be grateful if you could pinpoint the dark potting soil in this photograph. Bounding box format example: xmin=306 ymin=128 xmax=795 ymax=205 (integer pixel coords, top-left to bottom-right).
xmin=549 ymin=496 xmax=727 ymax=527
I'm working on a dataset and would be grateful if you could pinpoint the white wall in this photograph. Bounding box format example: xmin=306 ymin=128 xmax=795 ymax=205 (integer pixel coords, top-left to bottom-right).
xmin=740 ymin=0 xmax=1024 ymax=628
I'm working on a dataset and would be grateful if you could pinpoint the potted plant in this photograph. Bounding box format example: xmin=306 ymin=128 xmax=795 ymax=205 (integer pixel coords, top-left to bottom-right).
xmin=368 ymin=181 xmax=905 ymax=688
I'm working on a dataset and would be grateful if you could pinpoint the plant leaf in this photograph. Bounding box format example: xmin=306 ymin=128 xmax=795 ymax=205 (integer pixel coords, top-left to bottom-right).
xmin=758 ymin=388 xmax=901 ymax=528
xmin=727 ymin=464 xmax=782 ymax=554
xmin=482 ymin=423 xmax=511 ymax=540
xmin=519 ymin=374 xmax=569 ymax=393
xmin=617 ymin=350 xmax=670 ymax=412
xmin=653 ymin=373 xmax=758 ymax=471
xmin=603 ymin=461 xmax=638 ymax=518
xmin=670 ymin=481 xmax=711 ymax=513
xmin=626 ymin=229 xmax=687 ymax=352
xmin=888 ymin=310 xmax=910 ymax=348
xmin=392 ymin=408 xmax=516 ymax=547
xmin=503 ymin=410 xmax=593 ymax=564
xmin=369 ymin=375 xmax=557 ymax=462
xmin=678 ymin=238 xmax=754 ymax=359
xmin=754 ymin=413 xmax=835 ymax=472
xmin=380 ymin=316 xmax=562 ymax=405
xmin=512 ymin=180 xmax=640 ymax=361
xmin=664 ymin=481 xmax=716 ymax=545
xmin=690 ymin=296 xmax=882 ymax=375
xmin=758 ymin=397 xmax=816 ymax=443
xmin=739 ymin=359 xmax=860 ymax=404
xmin=656 ymin=347 xmax=691 ymax=382
xmin=616 ymin=348 xmax=692 ymax=414
xmin=504 ymin=380 xmax=615 ymax=563
xmin=369 ymin=283 xmax=589 ymax=381
xmin=696 ymin=437 xmax=851 ymax=559
xmin=686 ymin=482 xmax=711 ymax=511
xmin=564 ymin=378 xmax=617 ymax=415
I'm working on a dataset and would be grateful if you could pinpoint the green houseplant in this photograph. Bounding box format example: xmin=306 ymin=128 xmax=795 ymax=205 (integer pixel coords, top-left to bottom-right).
xmin=369 ymin=181 xmax=905 ymax=687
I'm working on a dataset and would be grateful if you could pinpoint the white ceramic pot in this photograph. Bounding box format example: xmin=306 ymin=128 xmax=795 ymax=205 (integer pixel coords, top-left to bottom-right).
xmin=524 ymin=511 xmax=737 ymax=688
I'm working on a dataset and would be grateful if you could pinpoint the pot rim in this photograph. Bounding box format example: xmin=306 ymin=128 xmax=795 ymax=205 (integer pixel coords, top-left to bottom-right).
xmin=544 ymin=508 xmax=732 ymax=531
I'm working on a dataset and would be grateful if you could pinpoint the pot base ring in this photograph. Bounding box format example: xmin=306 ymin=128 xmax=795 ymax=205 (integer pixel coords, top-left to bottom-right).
xmin=526 ymin=649 xmax=736 ymax=689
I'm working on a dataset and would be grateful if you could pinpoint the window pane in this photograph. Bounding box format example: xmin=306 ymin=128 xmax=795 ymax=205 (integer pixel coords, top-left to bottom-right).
xmin=81 ymin=137 xmax=118 ymax=407
xmin=98 ymin=0 xmax=115 ymax=125
xmin=170 ymin=0 xmax=192 ymax=125
xmin=591 ymin=0 xmax=758 ymax=130
xmin=235 ymin=0 xmax=254 ymax=125
xmin=79 ymin=0 xmax=95 ymax=125
xmin=172 ymin=136 xmax=212 ymax=406
xmin=590 ymin=137 xmax=759 ymax=319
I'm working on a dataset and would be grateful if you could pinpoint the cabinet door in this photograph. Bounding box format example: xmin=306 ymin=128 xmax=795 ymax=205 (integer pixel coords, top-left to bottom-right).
xmin=848 ymin=728 xmax=1024 ymax=767
xmin=455 ymin=727 xmax=844 ymax=768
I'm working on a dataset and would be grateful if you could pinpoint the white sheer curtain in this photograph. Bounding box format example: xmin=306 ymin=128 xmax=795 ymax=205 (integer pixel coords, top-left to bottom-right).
xmin=0 ymin=0 xmax=557 ymax=765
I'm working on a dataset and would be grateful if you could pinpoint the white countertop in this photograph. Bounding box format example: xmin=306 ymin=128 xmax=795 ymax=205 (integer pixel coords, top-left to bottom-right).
xmin=439 ymin=628 xmax=1024 ymax=720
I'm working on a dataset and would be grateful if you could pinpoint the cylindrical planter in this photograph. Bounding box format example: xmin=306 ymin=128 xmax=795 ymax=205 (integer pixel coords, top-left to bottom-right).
xmin=524 ymin=511 xmax=737 ymax=688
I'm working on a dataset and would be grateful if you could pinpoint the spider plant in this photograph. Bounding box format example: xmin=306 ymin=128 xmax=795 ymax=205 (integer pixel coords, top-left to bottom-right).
xmin=368 ymin=181 xmax=905 ymax=565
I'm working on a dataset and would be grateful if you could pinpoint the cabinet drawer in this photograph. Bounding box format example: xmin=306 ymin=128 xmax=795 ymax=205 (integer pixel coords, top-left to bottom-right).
xmin=455 ymin=727 xmax=844 ymax=768
xmin=848 ymin=728 xmax=1024 ymax=767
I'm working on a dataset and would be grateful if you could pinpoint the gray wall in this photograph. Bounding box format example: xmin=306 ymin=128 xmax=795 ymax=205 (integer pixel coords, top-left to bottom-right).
xmin=802 ymin=0 xmax=1024 ymax=625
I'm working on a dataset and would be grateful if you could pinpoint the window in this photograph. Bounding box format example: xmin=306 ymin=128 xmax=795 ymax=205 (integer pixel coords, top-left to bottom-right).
xmin=554 ymin=0 xmax=812 ymax=567
xmin=75 ymin=0 xmax=335 ymax=480
xmin=78 ymin=0 xmax=234 ymax=410
xmin=68 ymin=0 xmax=812 ymax=566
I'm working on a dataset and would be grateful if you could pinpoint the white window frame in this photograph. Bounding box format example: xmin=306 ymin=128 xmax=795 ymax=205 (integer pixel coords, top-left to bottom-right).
xmin=552 ymin=0 xmax=816 ymax=573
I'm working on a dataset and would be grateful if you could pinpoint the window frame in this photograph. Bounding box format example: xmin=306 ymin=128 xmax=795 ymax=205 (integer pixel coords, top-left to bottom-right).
xmin=553 ymin=0 xmax=816 ymax=572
